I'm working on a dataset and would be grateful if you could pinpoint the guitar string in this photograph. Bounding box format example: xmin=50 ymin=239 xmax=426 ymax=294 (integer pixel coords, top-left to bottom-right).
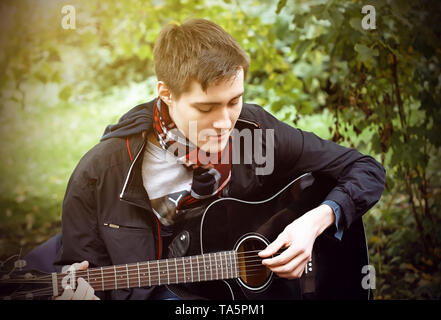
xmin=5 ymin=257 xmax=309 ymax=299
xmin=72 ymin=263 xmax=270 ymax=284
xmin=5 ymin=267 xmax=279 ymax=299
xmin=0 ymin=264 xmax=272 ymax=290
xmin=24 ymin=249 xmax=280 ymax=282
xmin=4 ymin=266 xmax=277 ymax=298
xmin=2 ymin=250 xmax=294 ymax=292
xmin=1 ymin=257 xmax=283 ymax=288
xmin=36 ymin=257 xmax=280 ymax=285
xmin=4 ymin=251 xmax=289 ymax=285
xmin=4 ymin=261 xmax=272 ymax=285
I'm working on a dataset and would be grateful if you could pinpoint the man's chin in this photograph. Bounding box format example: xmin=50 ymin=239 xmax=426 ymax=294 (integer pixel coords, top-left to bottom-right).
xmin=199 ymin=140 xmax=229 ymax=154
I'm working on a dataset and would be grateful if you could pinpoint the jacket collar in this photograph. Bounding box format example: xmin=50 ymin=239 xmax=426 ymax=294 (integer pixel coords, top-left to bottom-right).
xmin=119 ymin=131 xmax=152 ymax=210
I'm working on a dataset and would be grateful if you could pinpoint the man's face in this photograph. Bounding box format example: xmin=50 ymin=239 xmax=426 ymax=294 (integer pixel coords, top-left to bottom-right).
xmin=166 ymin=68 xmax=244 ymax=154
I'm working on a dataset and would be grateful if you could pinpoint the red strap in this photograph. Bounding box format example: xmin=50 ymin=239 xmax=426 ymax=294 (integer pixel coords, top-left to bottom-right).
xmin=126 ymin=137 xmax=133 ymax=161
xmin=153 ymin=215 xmax=161 ymax=259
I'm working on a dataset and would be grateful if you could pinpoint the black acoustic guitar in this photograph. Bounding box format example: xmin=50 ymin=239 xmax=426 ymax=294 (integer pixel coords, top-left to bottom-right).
xmin=0 ymin=173 xmax=370 ymax=300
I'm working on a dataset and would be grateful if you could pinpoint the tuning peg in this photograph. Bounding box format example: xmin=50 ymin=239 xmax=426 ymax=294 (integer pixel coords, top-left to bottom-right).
xmin=14 ymin=259 xmax=27 ymax=271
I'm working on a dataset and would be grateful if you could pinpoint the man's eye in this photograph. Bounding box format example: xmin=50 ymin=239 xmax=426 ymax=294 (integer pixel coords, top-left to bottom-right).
xmin=198 ymin=107 xmax=211 ymax=113
xmin=229 ymin=99 xmax=240 ymax=106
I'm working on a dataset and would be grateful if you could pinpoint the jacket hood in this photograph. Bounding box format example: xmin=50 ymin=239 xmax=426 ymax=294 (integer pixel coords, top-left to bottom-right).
xmin=100 ymin=98 xmax=156 ymax=141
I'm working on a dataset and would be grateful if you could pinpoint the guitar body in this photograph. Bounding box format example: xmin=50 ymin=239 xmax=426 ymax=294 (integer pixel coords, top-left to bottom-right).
xmin=168 ymin=173 xmax=370 ymax=300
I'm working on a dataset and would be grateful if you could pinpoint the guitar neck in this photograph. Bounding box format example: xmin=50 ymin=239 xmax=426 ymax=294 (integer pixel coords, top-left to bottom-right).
xmin=53 ymin=251 xmax=240 ymax=295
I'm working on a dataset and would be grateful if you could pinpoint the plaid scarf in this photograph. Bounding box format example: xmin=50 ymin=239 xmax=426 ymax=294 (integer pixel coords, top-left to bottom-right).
xmin=152 ymin=97 xmax=232 ymax=211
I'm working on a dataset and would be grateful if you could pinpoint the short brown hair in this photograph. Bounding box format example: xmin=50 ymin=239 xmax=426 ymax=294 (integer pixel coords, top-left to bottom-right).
xmin=153 ymin=19 xmax=250 ymax=99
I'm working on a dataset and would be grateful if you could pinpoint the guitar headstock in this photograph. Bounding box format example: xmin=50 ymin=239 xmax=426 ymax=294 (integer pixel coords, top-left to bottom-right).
xmin=0 ymin=254 xmax=53 ymax=300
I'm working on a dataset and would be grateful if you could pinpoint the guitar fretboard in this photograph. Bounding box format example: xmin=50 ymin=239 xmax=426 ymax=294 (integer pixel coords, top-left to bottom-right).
xmin=54 ymin=251 xmax=239 ymax=294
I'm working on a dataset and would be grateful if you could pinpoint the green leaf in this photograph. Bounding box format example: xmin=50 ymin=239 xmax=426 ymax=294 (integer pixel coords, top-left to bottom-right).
xmin=349 ymin=17 xmax=364 ymax=33
xmin=354 ymin=43 xmax=379 ymax=63
xmin=294 ymin=40 xmax=311 ymax=58
xmin=276 ymin=0 xmax=287 ymax=14
xmin=58 ymin=85 xmax=72 ymax=101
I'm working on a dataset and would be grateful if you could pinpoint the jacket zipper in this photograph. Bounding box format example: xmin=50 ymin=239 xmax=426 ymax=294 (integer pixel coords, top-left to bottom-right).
xmin=119 ymin=138 xmax=146 ymax=200
xmin=118 ymin=135 xmax=162 ymax=259
xmin=103 ymin=222 xmax=148 ymax=230
xmin=237 ymin=117 xmax=260 ymax=128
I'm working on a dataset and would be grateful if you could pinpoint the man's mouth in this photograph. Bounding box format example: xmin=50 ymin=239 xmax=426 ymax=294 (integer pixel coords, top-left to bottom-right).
xmin=207 ymin=130 xmax=231 ymax=141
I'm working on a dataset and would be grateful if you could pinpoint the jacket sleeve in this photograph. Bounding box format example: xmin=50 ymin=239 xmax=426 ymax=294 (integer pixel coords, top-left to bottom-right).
xmin=53 ymin=155 xmax=158 ymax=300
xmin=249 ymin=104 xmax=386 ymax=230
xmin=53 ymin=176 xmax=112 ymax=300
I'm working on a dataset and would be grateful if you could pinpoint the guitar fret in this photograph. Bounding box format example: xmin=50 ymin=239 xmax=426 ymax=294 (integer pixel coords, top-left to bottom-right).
xmin=229 ymin=251 xmax=234 ymax=278
xmin=227 ymin=253 xmax=230 ymax=277
xmin=214 ymin=253 xmax=219 ymax=280
xmin=137 ymin=263 xmax=141 ymax=287
xmin=101 ymin=267 xmax=104 ymax=291
xmin=166 ymin=260 xmax=170 ymax=285
xmin=174 ymin=258 xmax=178 ymax=283
xmin=202 ymin=254 xmax=207 ymax=281
xmin=188 ymin=257 xmax=193 ymax=282
xmin=220 ymin=252 xmax=224 ymax=279
xmin=182 ymin=258 xmax=186 ymax=283
xmin=157 ymin=260 xmax=161 ymax=285
xmin=87 ymin=269 xmax=90 ymax=283
xmin=52 ymin=273 xmax=58 ymax=297
xmin=196 ymin=256 xmax=201 ymax=282
xmin=114 ymin=265 xmax=117 ymax=289
xmin=231 ymin=252 xmax=236 ymax=278
xmin=209 ymin=253 xmax=213 ymax=280
xmin=147 ymin=262 xmax=151 ymax=287
xmin=126 ymin=264 xmax=129 ymax=288
xmin=187 ymin=258 xmax=192 ymax=282
xmin=224 ymin=252 xmax=228 ymax=279
xmin=234 ymin=252 xmax=239 ymax=278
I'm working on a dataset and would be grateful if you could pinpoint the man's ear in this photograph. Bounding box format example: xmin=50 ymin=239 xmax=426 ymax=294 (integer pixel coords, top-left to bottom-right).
xmin=157 ymin=81 xmax=173 ymax=106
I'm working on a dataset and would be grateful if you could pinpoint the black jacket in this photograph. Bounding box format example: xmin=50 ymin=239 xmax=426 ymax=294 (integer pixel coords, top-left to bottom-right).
xmin=53 ymin=99 xmax=386 ymax=299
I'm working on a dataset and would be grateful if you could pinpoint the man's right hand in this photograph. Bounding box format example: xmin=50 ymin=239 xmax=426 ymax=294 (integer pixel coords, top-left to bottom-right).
xmin=54 ymin=260 xmax=100 ymax=300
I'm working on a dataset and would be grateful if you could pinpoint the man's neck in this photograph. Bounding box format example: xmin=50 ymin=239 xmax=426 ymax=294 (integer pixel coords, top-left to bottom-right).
xmin=147 ymin=131 xmax=162 ymax=148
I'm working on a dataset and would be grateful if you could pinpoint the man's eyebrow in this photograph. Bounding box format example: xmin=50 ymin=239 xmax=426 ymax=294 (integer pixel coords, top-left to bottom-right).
xmin=191 ymin=92 xmax=244 ymax=106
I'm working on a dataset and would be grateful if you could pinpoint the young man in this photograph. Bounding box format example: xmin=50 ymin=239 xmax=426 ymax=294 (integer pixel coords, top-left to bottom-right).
xmin=53 ymin=19 xmax=386 ymax=300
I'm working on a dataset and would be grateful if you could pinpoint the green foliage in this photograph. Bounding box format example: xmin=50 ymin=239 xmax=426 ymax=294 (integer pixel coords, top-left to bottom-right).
xmin=274 ymin=0 xmax=441 ymax=299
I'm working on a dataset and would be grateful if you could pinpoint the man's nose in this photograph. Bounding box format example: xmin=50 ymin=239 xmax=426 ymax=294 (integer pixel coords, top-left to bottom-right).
xmin=212 ymin=106 xmax=232 ymax=129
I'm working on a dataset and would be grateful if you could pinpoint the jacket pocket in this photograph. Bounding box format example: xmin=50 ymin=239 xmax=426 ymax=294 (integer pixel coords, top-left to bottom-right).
xmin=100 ymin=221 xmax=156 ymax=266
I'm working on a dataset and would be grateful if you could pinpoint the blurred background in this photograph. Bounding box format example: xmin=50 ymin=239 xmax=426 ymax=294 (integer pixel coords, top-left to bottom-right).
xmin=0 ymin=0 xmax=440 ymax=299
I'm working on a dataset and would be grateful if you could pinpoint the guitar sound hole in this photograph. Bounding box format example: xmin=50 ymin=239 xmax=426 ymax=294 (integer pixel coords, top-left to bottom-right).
xmin=236 ymin=236 xmax=271 ymax=290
